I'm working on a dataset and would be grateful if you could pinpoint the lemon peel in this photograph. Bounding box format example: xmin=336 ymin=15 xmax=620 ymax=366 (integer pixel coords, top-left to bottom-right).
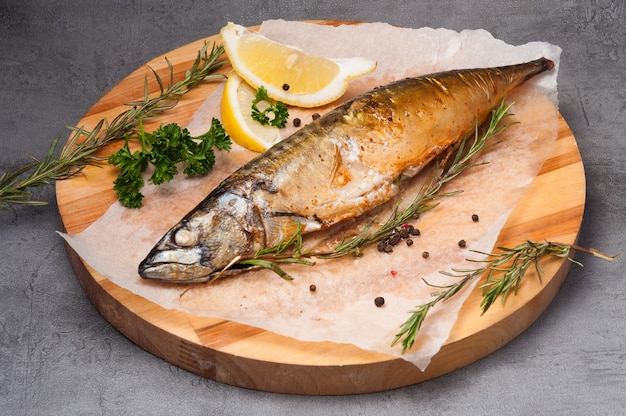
xmin=220 ymin=22 xmax=377 ymax=108
xmin=220 ymin=72 xmax=282 ymax=152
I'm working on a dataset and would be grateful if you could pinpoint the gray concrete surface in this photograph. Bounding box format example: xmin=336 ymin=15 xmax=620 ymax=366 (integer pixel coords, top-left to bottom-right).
xmin=1 ymin=1 xmax=624 ymax=414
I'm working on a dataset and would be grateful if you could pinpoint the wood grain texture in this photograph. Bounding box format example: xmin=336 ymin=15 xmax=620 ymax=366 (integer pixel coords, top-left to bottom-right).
xmin=56 ymin=23 xmax=585 ymax=395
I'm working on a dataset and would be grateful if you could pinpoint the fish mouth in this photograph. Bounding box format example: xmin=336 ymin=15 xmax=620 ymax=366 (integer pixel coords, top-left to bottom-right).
xmin=138 ymin=258 xmax=217 ymax=283
xmin=138 ymin=247 xmax=216 ymax=283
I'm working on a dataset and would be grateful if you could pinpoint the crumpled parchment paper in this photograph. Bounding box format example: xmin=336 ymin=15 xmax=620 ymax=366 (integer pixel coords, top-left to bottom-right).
xmin=59 ymin=20 xmax=561 ymax=371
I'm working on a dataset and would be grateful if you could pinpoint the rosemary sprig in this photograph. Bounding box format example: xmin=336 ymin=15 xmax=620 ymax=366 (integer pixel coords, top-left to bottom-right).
xmin=236 ymin=223 xmax=315 ymax=281
xmin=0 ymin=42 xmax=226 ymax=210
xmin=391 ymin=241 xmax=619 ymax=353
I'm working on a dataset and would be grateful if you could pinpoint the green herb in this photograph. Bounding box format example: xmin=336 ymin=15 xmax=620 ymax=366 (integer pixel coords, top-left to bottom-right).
xmin=209 ymin=223 xmax=314 ymax=282
xmin=109 ymin=118 xmax=230 ymax=208
xmin=251 ymin=86 xmax=289 ymax=128
xmin=0 ymin=42 xmax=226 ymax=210
xmin=391 ymin=241 xmax=618 ymax=353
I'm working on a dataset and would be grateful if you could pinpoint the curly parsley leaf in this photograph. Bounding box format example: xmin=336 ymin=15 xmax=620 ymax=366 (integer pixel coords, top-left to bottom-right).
xmin=108 ymin=146 xmax=149 ymax=208
xmin=251 ymin=86 xmax=289 ymax=128
xmin=184 ymin=117 xmax=231 ymax=176
xmin=108 ymin=118 xmax=230 ymax=208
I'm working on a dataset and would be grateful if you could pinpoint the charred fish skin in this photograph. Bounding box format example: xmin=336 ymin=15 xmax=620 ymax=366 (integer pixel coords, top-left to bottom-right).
xmin=139 ymin=58 xmax=554 ymax=282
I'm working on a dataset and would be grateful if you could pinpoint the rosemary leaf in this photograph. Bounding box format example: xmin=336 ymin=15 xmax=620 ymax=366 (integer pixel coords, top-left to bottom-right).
xmin=391 ymin=304 xmax=430 ymax=353
xmin=238 ymin=259 xmax=296 ymax=281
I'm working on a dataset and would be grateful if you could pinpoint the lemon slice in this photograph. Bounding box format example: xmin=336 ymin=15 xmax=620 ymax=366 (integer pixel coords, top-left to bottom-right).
xmin=220 ymin=72 xmax=282 ymax=152
xmin=220 ymin=22 xmax=377 ymax=108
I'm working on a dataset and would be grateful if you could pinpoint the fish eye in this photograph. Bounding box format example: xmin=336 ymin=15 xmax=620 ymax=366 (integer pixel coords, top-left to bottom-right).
xmin=174 ymin=228 xmax=198 ymax=247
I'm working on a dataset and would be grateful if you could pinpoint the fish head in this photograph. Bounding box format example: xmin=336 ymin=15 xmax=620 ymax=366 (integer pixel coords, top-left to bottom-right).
xmin=138 ymin=194 xmax=255 ymax=283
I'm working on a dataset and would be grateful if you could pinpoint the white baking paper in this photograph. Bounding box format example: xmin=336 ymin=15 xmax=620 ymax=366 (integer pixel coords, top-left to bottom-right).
xmin=59 ymin=20 xmax=561 ymax=371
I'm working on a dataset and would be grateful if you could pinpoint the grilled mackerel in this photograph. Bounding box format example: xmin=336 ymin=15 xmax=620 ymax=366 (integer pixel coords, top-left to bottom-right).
xmin=139 ymin=58 xmax=554 ymax=282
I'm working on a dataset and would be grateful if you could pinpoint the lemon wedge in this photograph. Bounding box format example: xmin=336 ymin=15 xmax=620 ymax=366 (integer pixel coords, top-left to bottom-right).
xmin=220 ymin=72 xmax=282 ymax=152
xmin=220 ymin=22 xmax=377 ymax=108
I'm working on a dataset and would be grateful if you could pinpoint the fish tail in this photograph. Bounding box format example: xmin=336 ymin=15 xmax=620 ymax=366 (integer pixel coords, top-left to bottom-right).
xmin=518 ymin=57 xmax=554 ymax=81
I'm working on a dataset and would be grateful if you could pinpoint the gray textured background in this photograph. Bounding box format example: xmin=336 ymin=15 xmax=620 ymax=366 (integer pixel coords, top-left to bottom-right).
xmin=1 ymin=1 xmax=625 ymax=414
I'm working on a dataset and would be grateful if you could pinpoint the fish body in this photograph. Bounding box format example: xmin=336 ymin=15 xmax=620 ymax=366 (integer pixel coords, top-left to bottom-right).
xmin=139 ymin=58 xmax=554 ymax=282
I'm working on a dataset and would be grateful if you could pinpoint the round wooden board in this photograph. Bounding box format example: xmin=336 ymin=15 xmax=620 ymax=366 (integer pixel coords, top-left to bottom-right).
xmin=56 ymin=22 xmax=585 ymax=395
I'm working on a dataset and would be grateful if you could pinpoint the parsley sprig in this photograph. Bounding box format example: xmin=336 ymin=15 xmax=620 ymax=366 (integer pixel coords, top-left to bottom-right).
xmin=108 ymin=118 xmax=231 ymax=208
xmin=251 ymin=86 xmax=289 ymax=128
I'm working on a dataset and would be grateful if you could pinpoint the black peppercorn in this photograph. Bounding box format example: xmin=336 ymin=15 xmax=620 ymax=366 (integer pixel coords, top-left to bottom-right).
xmin=388 ymin=233 xmax=401 ymax=246
xmin=458 ymin=239 xmax=467 ymax=248
xmin=377 ymin=241 xmax=393 ymax=253
xmin=374 ymin=296 xmax=385 ymax=307
xmin=309 ymin=284 xmax=316 ymax=292
xmin=312 ymin=112 xmax=320 ymax=120
xmin=422 ymin=251 xmax=429 ymax=258
xmin=293 ymin=118 xmax=301 ymax=127
xmin=472 ymin=214 xmax=479 ymax=222
xmin=282 ymin=83 xmax=290 ymax=91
